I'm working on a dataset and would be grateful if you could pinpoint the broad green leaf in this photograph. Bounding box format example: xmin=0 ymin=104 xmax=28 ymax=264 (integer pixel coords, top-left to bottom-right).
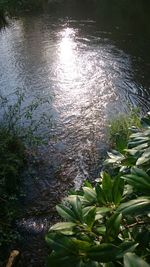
xmin=86 ymin=243 xmax=119 ymax=262
xmin=67 ymin=195 xmax=89 ymax=206
xmin=128 ymin=140 xmax=149 ymax=149
xmin=68 ymin=196 xmax=83 ymax=222
xmin=112 ymin=176 xmax=124 ymax=205
xmin=83 ymin=187 xmax=97 ymax=204
xmin=56 ymin=204 xmax=76 ymax=221
xmin=101 ymin=172 xmax=112 ymax=202
xmin=83 ymin=206 xmax=96 ymax=228
xmin=131 ymin=167 xmax=149 ymax=179
xmin=72 ymin=239 xmax=91 ymax=251
xmin=84 ymin=180 xmax=93 ymax=188
xmin=50 ymin=222 xmax=76 ymax=233
xmin=105 ymin=151 xmax=125 ymax=165
xmin=141 ymin=116 xmax=150 ymax=128
xmin=45 ymin=233 xmax=76 ymax=253
xmin=95 ymin=207 xmax=112 ymax=220
xmin=122 ymin=172 xmax=150 ymax=192
xmin=124 ymin=252 xmax=150 ymax=267
xmin=95 ymin=226 xmax=106 ymax=235
xmin=117 ymin=241 xmax=138 ymax=259
xmin=136 ymin=148 xmax=150 ymax=165
xmin=117 ymin=197 xmax=150 ymax=215
xmin=106 ymin=213 xmax=122 ymax=239
xmin=122 ymin=179 xmax=150 ymax=192
xmin=95 ymin=184 xmax=106 ymax=205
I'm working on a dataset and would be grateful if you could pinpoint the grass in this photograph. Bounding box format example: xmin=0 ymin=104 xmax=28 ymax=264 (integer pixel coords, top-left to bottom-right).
xmin=107 ymin=109 xmax=141 ymax=152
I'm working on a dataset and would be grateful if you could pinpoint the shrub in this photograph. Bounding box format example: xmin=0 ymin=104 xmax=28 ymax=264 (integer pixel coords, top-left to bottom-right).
xmin=46 ymin=113 xmax=150 ymax=267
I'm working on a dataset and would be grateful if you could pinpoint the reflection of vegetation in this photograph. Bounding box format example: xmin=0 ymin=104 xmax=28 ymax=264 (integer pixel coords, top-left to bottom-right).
xmin=0 ymin=0 xmax=47 ymax=27
xmin=46 ymin=113 xmax=150 ymax=267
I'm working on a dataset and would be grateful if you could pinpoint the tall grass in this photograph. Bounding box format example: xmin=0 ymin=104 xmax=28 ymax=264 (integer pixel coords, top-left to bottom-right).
xmin=107 ymin=109 xmax=141 ymax=152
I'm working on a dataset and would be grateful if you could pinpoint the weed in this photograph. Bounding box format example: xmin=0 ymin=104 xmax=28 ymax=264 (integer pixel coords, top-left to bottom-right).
xmin=107 ymin=108 xmax=141 ymax=152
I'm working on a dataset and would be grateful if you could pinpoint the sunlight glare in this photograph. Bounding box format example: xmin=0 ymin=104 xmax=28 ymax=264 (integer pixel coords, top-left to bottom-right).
xmin=58 ymin=27 xmax=78 ymax=81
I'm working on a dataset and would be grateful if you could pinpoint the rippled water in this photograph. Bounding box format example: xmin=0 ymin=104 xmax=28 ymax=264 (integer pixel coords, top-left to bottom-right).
xmin=0 ymin=6 xmax=150 ymax=265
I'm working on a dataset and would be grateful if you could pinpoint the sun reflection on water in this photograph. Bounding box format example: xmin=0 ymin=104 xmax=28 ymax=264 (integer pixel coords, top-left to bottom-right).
xmin=59 ymin=28 xmax=75 ymax=62
xmin=58 ymin=27 xmax=79 ymax=82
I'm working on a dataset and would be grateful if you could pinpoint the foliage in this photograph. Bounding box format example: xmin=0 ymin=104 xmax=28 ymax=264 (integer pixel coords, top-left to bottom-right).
xmin=107 ymin=109 xmax=141 ymax=153
xmin=0 ymin=89 xmax=52 ymax=260
xmin=0 ymin=128 xmax=25 ymax=256
xmin=0 ymin=89 xmax=52 ymax=146
xmin=46 ymin=113 xmax=150 ymax=267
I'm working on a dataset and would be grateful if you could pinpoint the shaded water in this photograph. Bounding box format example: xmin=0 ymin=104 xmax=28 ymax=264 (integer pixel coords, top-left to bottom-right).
xmin=0 ymin=1 xmax=150 ymax=265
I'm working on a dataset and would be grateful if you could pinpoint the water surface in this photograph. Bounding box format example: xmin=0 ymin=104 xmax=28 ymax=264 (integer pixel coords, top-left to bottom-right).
xmin=0 ymin=2 xmax=150 ymax=265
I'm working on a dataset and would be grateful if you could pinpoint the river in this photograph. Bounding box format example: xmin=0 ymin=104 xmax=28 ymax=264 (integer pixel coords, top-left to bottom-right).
xmin=0 ymin=1 xmax=150 ymax=266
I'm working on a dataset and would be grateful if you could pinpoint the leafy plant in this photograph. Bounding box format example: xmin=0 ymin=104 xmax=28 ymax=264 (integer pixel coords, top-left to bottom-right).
xmin=46 ymin=113 xmax=150 ymax=267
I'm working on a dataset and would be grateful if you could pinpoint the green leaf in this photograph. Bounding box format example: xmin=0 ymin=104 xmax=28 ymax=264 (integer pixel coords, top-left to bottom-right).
xmin=101 ymin=172 xmax=112 ymax=202
xmin=50 ymin=222 xmax=76 ymax=234
xmin=141 ymin=116 xmax=150 ymax=128
xmin=95 ymin=207 xmax=112 ymax=220
xmin=68 ymin=196 xmax=83 ymax=222
xmin=72 ymin=239 xmax=91 ymax=251
xmin=83 ymin=206 xmax=96 ymax=228
xmin=95 ymin=184 xmax=106 ymax=205
xmin=136 ymin=148 xmax=150 ymax=165
xmin=106 ymin=212 xmax=122 ymax=239
xmin=117 ymin=197 xmax=150 ymax=215
xmin=45 ymin=233 xmax=76 ymax=253
xmin=83 ymin=187 xmax=97 ymax=204
xmin=112 ymin=176 xmax=124 ymax=205
xmin=124 ymin=253 xmax=150 ymax=267
xmin=86 ymin=243 xmax=119 ymax=262
xmin=56 ymin=204 xmax=76 ymax=222
xmin=84 ymin=180 xmax=93 ymax=188
xmin=131 ymin=167 xmax=149 ymax=178
xmin=105 ymin=151 xmax=125 ymax=165
xmin=117 ymin=242 xmax=138 ymax=259
xmin=122 ymin=170 xmax=150 ymax=192
xmin=95 ymin=226 xmax=106 ymax=235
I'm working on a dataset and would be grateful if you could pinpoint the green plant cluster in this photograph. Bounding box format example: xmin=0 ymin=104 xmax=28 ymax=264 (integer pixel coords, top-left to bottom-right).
xmin=0 ymin=89 xmax=52 ymax=261
xmin=46 ymin=113 xmax=150 ymax=267
xmin=0 ymin=89 xmax=52 ymax=146
xmin=107 ymin=109 xmax=141 ymax=153
xmin=0 ymin=128 xmax=25 ymax=252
